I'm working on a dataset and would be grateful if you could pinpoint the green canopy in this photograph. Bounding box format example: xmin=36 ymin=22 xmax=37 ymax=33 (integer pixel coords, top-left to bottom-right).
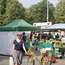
xmin=0 ymin=19 xmax=40 ymax=31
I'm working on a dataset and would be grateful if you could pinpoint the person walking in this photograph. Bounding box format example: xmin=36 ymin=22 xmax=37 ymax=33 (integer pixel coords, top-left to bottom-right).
xmin=13 ymin=33 xmax=27 ymax=65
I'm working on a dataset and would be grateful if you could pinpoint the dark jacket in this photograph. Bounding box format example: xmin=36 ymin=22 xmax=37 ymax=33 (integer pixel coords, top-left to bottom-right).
xmin=13 ymin=40 xmax=25 ymax=53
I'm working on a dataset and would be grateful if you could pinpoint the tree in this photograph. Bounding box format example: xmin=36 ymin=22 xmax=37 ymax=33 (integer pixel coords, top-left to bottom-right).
xmin=25 ymin=0 xmax=55 ymax=24
xmin=4 ymin=0 xmax=25 ymax=24
xmin=0 ymin=0 xmax=25 ymax=26
xmin=0 ymin=0 xmax=6 ymax=15
xmin=0 ymin=0 xmax=7 ymax=25
xmin=48 ymin=3 xmax=55 ymax=22
xmin=54 ymin=0 xmax=65 ymax=23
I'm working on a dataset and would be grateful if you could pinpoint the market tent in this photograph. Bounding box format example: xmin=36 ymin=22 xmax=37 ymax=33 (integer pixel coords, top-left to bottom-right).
xmin=47 ymin=23 xmax=65 ymax=30
xmin=0 ymin=19 xmax=39 ymax=31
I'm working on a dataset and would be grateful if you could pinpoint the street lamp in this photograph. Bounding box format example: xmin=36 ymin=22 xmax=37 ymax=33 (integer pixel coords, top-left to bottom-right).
xmin=47 ymin=0 xmax=49 ymax=22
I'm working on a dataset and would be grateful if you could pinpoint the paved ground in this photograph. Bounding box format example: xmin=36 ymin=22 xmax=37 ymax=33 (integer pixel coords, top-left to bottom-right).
xmin=52 ymin=59 xmax=65 ymax=65
xmin=0 ymin=56 xmax=9 ymax=65
xmin=0 ymin=56 xmax=65 ymax=65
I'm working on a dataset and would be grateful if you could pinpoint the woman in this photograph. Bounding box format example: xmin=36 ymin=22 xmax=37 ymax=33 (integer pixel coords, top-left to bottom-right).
xmin=13 ymin=33 xmax=27 ymax=65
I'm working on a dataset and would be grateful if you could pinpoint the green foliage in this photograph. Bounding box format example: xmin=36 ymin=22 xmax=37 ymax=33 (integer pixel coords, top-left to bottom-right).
xmin=0 ymin=0 xmax=25 ymax=26
xmin=0 ymin=0 xmax=55 ymax=25
xmin=25 ymin=0 xmax=55 ymax=23
xmin=49 ymin=3 xmax=55 ymax=22
xmin=54 ymin=0 xmax=65 ymax=23
xmin=0 ymin=0 xmax=6 ymax=15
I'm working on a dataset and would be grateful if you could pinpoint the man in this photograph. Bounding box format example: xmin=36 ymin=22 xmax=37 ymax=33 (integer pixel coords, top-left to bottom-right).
xmin=13 ymin=33 xmax=27 ymax=65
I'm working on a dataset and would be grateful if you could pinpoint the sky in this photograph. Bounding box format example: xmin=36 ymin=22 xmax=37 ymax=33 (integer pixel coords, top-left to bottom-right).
xmin=18 ymin=0 xmax=59 ymax=8
xmin=49 ymin=0 xmax=58 ymax=6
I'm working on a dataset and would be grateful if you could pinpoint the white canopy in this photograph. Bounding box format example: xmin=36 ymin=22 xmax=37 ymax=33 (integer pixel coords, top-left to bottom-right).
xmin=48 ymin=23 xmax=65 ymax=29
